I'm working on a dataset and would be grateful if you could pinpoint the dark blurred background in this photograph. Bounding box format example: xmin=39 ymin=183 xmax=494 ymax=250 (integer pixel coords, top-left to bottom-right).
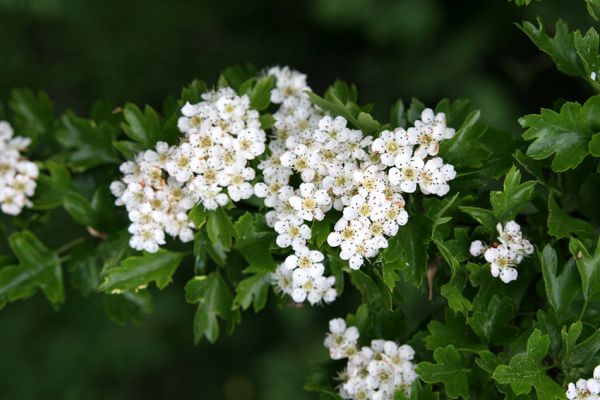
xmin=0 ymin=0 xmax=596 ymax=399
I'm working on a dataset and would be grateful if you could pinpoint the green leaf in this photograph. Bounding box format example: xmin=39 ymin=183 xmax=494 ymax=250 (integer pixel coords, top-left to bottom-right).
xmin=381 ymin=214 xmax=431 ymax=288
xmin=188 ymin=204 xmax=208 ymax=229
xmin=564 ymin=327 xmax=600 ymax=368
xmin=259 ymin=113 xmax=275 ymax=130
xmin=588 ymin=0 xmax=600 ymax=20
xmin=102 ymin=290 xmax=153 ymax=325
xmin=459 ymin=206 xmax=496 ymax=233
xmin=121 ymin=103 xmax=163 ymax=147
xmin=517 ymin=20 xmax=585 ymax=79
xmin=113 ymin=140 xmax=146 ymax=159
xmin=232 ymin=270 xmax=271 ymax=312
xmin=489 ymin=165 xmax=536 ymax=221
xmin=0 ymin=231 xmax=64 ymax=308
xmin=492 ymin=329 xmax=564 ymax=399
xmin=520 ymin=95 xmax=600 ymax=172
xmin=540 ymin=245 xmax=579 ymax=319
xmin=233 ymin=213 xmax=276 ymax=272
xmin=249 ymin=76 xmax=274 ymax=111
xmin=416 ymin=345 xmax=470 ymax=399
xmin=439 ymin=265 xmax=473 ymax=315
xmin=180 ymin=79 xmax=208 ymax=104
xmin=62 ymin=191 xmax=96 ymax=227
xmin=406 ymin=98 xmax=426 ymax=124
xmin=55 ymin=113 xmax=120 ymax=170
xmin=424 ymin=310 xmax=485 ymax=352
xmin=547 ymin=195 xmax=594 ymax=240
xmin=439 ymin=110 xmax=489 ymax=169
xmin=349 ymin=269 xmax=380 ymax=305
xmin=468 ymin=295 xmax=518 ymax=345
xmin=389 ymin=99 xmax=407 ymax=128
xmin=219 ymin=64 xmax=257 ymax=90
xmin=569 ymin=235 xmax=600 ymax=301
xmin=99 ymin=249 xmax=186 ymax=293
xmin=574 ymin=28 xmax=600 ymax=91
xmin=9 ymin=88 xmax=54 ymax=146
xmin=185 ymin=272 xmax=240 ymax=343
xmin=207 ymin=207 xmax=234 ymax=251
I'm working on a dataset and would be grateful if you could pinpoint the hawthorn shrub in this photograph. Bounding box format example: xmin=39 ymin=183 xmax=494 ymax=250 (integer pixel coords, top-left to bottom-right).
xmin=3 ymin=3 xmax=600 ymax=400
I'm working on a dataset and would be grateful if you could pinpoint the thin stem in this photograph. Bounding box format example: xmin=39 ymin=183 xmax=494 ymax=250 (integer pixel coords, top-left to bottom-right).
xmin=579 ymin=300 xmax=589 ymax=320
xmin=56 ymin=237 xmax=85 ymax=254
xmin=57 ymin=255 xmax=72 ymax=264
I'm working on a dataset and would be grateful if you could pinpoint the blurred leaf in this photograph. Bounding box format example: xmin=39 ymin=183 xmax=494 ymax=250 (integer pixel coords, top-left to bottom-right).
xmin=547 ymin=195 xmax=593 ymax=240
xmin=185 ymin=272 xmax=241 ymax=344
xmin=517 ymin=20 xmax=585 ymax=79
xmin=492 ymin=329 xmax=563 ymax=399
xmin=406 ymin=98 xmax=426 ymax=124
xmin=55 ymin=112 xmax=120 ymax=170
xmin=180 ymin=79 xmax=208 ymax=104
xmin=390 ymin=99 xmax=407 ymax=128
xmin=9 ymin=88 xmax=54 ymax=146
xmin=99 ymin=249 xmax=187 ymax=293
xmin=121 ymin=103 xmax=163 ymax=147
xmin=0 ymin=230 xmax=64 ymax=308
xmin=249 ymin=76 xmax=274 ymax=111
xmin=102 ymin=290 xmax=153 ymax=325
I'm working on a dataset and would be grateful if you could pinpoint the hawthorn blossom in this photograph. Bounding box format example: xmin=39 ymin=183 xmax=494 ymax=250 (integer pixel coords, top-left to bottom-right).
xmin=470 ymin=220 xmax=534 ymax=283
xmin=0 ymin=121 xmax=38 ymax=216
xmin=567 ymin=365 xmax=600 ymax=399
xmin=324 ymin=318 xmax=418 ymax=400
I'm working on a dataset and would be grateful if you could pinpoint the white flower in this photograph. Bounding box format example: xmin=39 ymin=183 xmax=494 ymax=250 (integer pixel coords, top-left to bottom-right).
xmin=0 ymin=121 xmax=38 ymax=216
xmin=388 ymin=156 xmax=423 ymax=193
xmin=324 ymin=318 xmax=360 ymax=360
xmin=372 ymin=128 xmax=414 ymax=166
xmin=469 ymin=240 xmax=485 ymax=257
xmin=326 ymin=321 xmax=418 ymax=400
xmin=471 ymin=220 xmax=534 ymax=284
xmin=566 ymin=364 xmax=600 ymax=399
xmin=268 ymin=66 xmax=310 ymax=103
xmin=274 ymin=218 xmax=312 ymax=250
xmin=284 ymin=246 xmax=325 ymax=280
xmin=484 ymin=245 xmax=519 ymax=283
xmin=280 ymin=144 xmax=321 ymax=182
xmin=289 ymin=182 xmax=331 ymax=221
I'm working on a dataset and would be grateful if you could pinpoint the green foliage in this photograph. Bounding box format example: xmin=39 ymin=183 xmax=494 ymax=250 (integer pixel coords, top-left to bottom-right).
xmin=520 ymin=95 xmax=600 ymax=171
xmin=4 ymin=3 xmax=600 ymax=395
xmin=0 ymin=231 xmax=64 ymax=309
xmin=185 ymin=272 xmax=240 ymax=344
xmin=416 ymin=345 xmax=471 ymax=399
xmin=99 ymin=250 xmax=187 ymax=293
xmin=492 ymin=330 xmax=564 ymax=399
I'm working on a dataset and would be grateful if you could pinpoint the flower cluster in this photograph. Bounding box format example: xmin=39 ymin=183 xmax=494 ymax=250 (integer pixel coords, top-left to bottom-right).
xmin=0 ymin=121 xmax=38 ymax=216
xmin=567 ymin=365 xmax=600 ymax=399
xmin=111 ymin=87 xmax=267 ymax=252
xmin=260 ymin=66 xmax=338 ymax=305
xmin=324 ymin=318 xmax=418 ymax=400
xmin=261 ymin=66 xmax=457 ymax=304
xmin=469 ymin=221 xmax=534 ymax=283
